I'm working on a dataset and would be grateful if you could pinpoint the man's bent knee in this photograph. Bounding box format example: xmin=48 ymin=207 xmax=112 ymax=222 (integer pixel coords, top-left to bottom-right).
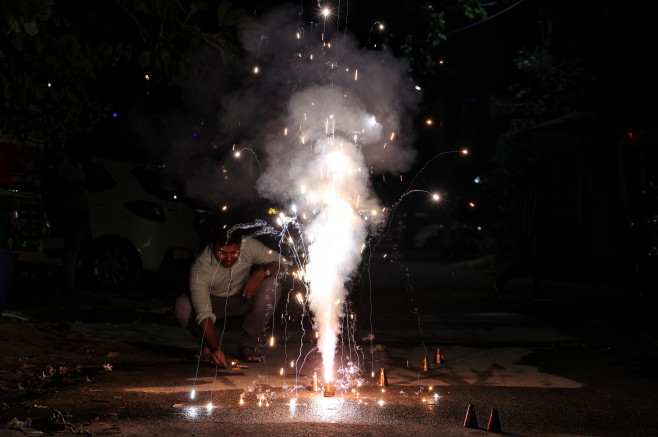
xmin=174 ymin=294 xmax=193 ymax=328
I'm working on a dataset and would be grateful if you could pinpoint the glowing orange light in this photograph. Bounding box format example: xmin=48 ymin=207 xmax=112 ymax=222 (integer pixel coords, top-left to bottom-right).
xmin=311 ymin=372 xmax=318 ymax=391
xmin=426 ymin=119 xmax=433 ymax=126
xmin=324 ymin=379 xmax=335 ymax=397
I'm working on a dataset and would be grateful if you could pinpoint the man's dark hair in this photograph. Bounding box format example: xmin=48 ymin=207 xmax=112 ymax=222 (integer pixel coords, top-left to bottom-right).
xmin=205 ymin=210 xmax=239 ymax=245
xmin=209 ymin=223 xmax=242 ymax=247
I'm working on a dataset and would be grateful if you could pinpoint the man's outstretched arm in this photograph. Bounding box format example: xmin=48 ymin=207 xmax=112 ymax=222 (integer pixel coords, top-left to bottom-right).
xmin=199 ymin=318 xmax=227 ymax=367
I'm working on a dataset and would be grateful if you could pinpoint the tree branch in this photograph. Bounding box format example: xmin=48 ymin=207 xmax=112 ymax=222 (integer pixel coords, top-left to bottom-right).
xmin=113 ymin=0 xmax=152 ymax=43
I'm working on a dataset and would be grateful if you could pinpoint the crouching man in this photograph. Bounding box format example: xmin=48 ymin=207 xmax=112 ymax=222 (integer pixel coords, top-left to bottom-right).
xmin=175 ymin=224 xmax=282 ymax=366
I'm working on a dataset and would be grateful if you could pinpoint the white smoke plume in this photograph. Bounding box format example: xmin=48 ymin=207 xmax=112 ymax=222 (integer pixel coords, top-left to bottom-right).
xmin=223 ymin=4 xmax=421 ymax=378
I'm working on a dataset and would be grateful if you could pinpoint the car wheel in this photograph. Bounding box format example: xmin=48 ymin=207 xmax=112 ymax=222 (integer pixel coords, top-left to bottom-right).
xmin=89 ymin=240 xmax=142 ymax=291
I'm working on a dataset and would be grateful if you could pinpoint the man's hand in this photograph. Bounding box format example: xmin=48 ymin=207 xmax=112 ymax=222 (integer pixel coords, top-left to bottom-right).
xmin=199 ymin=318 xmax=225 ymax=366
xmin=210 ymin=348 xmax=227 ymax=367
xmin=242 ymin=269 xmax=265 ymax=299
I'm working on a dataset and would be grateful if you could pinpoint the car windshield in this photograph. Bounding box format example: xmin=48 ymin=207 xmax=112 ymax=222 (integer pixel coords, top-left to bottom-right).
xmin=83 ymin=161 xmax=118 ymax=192
xmin=131 ymin=166 xmax=182 ymax=201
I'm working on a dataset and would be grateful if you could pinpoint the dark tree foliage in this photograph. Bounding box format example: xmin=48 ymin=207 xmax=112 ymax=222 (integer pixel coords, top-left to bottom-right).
xmin=378 ymin=1 xmax=487 ymax=82
xmin=1 ymin=0 xmax=53 ymax=35
xmin=1 ymin=0 xmax=488 ymax=144
xmin=1 ymin=0 xmax=251 ymax=143
xmin=494 ymin=45 xmax=594 ymax=181
xmin=1 ymin=0 xmax=111 ymax=142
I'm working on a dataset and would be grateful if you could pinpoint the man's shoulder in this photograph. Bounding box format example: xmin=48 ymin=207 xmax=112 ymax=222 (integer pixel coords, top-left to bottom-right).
xmin=192 ymin=245 xmax=213 ymax=265
xmin=242 ymin=235 xmax=263 ymax=246
xmin=241 ymin=236 xmax=278 ymax=255
xmin=241 ymin=237 xmax=264 ymax=247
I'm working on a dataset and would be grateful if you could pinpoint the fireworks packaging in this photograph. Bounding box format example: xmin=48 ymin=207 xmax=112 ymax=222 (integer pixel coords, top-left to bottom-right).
xmin=487 ymin=408 xmax=502 ymax=433
xmin=323 ymin=379 xmax=335 ymax=397
xmin=377 ymin=368 xmax=389 ymax=387
xmin=463 ymin=404 xmax=478 ymax=428
xmin=434 ymin=348 xmax=444 ymax=364
xmin=311 ymin=372 xmax=318 ymax=391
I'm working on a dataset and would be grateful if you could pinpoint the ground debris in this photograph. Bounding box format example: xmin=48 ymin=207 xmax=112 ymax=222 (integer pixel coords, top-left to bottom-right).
xmin=48 ymin=408 xmax=76 ymax=433
xmin=6 ymin=417 xmax=44 ymax=436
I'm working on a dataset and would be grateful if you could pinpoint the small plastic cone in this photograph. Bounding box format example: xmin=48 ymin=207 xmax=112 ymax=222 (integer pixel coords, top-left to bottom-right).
xmin=311 ymin=372 xmax=318 ymax=391
xmin=434 ymin=348 xmax=444 ymax=364
xmin=323 ymin=379 xmax=335 ymax=397
xmin=487 ymin=408 xmax=502 ymax=433
xmin=377 ymin=368 xmax=388 ymax=387
xmin=422 ymin=357 xmax=430 ymax=371
xmin=463 ymin=404 xmax=478 ymax=428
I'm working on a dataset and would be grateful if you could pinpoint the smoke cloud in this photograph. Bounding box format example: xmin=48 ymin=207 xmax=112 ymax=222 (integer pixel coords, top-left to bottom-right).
xmin=216 ymin=4 xmax=421 ymax=376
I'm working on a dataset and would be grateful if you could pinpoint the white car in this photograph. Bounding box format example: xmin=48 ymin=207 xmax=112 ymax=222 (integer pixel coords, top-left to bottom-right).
xmin=59 ymin=156 xmax=200 ymax=290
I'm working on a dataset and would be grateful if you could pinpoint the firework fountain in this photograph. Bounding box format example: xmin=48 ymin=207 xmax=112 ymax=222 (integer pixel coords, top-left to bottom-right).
xmin=242 ymin=5 xmax=420 ymax=387
xmin=185 ymin=4 xmax=426 ymax=395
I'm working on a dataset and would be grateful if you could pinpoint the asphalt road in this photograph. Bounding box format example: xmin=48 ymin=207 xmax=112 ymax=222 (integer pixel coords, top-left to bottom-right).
xmin=2 ymin=253 xmax=657 ymax=436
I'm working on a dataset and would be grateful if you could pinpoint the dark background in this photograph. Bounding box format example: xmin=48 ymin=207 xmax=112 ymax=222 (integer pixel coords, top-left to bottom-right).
xmin=2 ymin=0 xmax=657 ymax=287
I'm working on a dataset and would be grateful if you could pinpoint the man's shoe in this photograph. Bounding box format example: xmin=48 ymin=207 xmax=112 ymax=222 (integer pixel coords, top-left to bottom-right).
xmin=238 ymin=345 xmax=263 ymax=363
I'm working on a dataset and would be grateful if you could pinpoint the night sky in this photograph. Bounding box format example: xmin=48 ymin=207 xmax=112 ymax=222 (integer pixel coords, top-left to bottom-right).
xmin=3 ymin=0 xmax=657 ymax=273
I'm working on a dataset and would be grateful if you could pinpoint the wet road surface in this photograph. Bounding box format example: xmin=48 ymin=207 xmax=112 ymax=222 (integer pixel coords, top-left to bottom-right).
xmin=2 ymin=254 xmax=657 ymax=436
